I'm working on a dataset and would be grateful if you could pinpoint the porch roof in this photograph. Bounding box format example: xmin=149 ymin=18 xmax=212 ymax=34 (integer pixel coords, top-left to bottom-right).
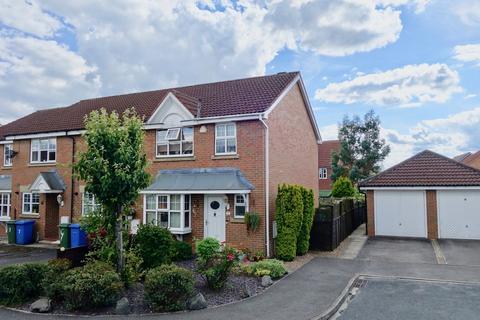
xmin=143 ymin=167 xmax=255 ymax=194
xmin=0 ymin=175 xmax=11 ymax=191
xmin=30 ymin=171 xmax=66 ymax=193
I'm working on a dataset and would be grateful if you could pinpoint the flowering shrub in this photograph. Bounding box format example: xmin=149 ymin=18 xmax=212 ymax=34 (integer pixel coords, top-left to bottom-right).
xmin=197 ymin=239 xmax=239 ymax=290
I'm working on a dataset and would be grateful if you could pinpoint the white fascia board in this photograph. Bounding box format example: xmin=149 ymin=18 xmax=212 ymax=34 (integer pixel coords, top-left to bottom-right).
xmin=140 ymin=189 xmax=252 ymax=194
xmin=147 ymin=92 xmax=195 ymax=124
xmin=6 ymin=131 xmax=67 ymax=140
xmin=67 ymin=130 xmax=85 ymax=136
xmin=360 ymin=186 xmax=480 ymax=190
xmin=0 ymin=141 xmax=12 ymax=145
xmin=181 ymin=113 xmax=263 ymax=125
xmin=144 ymin=123 xmax=165 ymax=130
xmin=0 ymin=190 xmax=11 ymax=193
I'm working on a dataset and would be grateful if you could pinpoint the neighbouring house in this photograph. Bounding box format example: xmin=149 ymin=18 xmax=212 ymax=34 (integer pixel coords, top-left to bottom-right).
xmin=318 ymin=140 xmax=341 ymax=197
xmin=359 ymin=150 xmax=480 ymax=240
xmin=454 ymin=151 xmax=480 ymax=170
xmin=0 ymin=72 xmax=321 ymax=255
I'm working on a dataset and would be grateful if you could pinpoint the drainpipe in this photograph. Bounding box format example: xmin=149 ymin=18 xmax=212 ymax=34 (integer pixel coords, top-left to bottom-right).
xmin=68 ymin=136 xmax=76 ymax=223
xmin=259 ymin=117 xmax=270 ymax=257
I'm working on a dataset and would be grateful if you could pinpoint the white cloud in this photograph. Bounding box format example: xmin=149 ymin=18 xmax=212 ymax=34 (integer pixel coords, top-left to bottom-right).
xmin=453 ymin=0 xmax=480 ymax=26
xmin=315 ymin=64 xmax=462 ymax=106
xmin=319 ymin=123 xmax=339 ymax=140
xmin=454 ymin=44 xmax=480 ymax=65
xmin=376 ymin=0 xmax=431 ymax=13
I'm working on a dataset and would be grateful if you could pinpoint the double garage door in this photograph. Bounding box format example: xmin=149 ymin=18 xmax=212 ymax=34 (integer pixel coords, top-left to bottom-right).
xmin=374 ymin=190 xmax=480 ymax=239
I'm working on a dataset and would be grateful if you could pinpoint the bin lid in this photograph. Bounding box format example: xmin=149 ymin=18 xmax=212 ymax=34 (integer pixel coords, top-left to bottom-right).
xmin=6 ymin=220 xmax=16 ymax=224
xmin=16 ymin=220 xmax=35 ymax=225
xmin=69 ymin=223 xmax=81 ymax=228
xmin=59 ymin=223 xmax=71 ymax=227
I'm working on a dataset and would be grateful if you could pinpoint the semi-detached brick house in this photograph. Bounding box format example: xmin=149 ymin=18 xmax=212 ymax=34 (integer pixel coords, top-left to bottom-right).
xmin=0 ymin=72 xmax=321 ymax=256
xmin=318 ymin=140 xmax=340 ymax=196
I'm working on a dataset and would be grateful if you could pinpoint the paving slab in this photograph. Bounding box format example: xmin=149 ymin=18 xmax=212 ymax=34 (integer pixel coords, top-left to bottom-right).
xmin=438 ymin=239 xmax=480 ymax=266
xmin=356 ymin=238 xmax=436 ymax=264
xmin=337 ymin=277 xmax=480 ymax=320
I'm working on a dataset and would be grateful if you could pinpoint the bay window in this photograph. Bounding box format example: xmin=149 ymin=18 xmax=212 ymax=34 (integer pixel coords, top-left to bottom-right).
xmin=234 ymin=194 xmax=248 ymax=218
xmin=23 ymin=193 xmax=40 ymax=215
xmin=31 ymin=138 xmax=56 ymax=163
xmin=4 ymin=144 xmax=13 ymax=167
xmin=0 ymin=193 xmax=10 ymax=219
xmin=215 ymin=123 xmax=236 ymax=155
xmin=145 ymin=194 xmax=191 ymax=233
xmin=156 ymin=127 xmax=193 ymax=157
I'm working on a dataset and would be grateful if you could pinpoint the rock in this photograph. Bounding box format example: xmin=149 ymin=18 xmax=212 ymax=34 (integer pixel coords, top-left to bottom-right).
xmin=240 ymin=282 xmax=255 ymax=298
xmin=261 ymin=275 xmax=273 ymax=287
xmin=30 ymin=298 xmax=51 ymax=313
xmin=187 ymin=293 xmax=207 ymax=310
xmin=115 ymin=297 xmax=130 ymax=315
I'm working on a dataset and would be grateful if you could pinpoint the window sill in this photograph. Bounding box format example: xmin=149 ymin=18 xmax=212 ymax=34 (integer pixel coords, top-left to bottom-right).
xmin=230 ymin=218 xmax=245 ymax=224
xmin=0 ymin=217 xmax=11 ymax=222
xmin=1 ymin=166 xmax=12 ymax=170
xmin=29 ymin=163 xmax=56 ymax=167
xmin=154 ymin=156 xmax=196 ymax=162
xmin=169 ymin=228 xmax=192 ymax=235
xmin=211 ymin=154 xmax=239 ymax=160
xmin=19 ymin=214 xmax=40 ymax=219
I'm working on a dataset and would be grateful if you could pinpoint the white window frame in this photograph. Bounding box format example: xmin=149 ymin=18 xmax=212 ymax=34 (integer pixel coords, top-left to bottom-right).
xmin=144 ymin=194 xmax=192 ymax=234
xmin=0 ymin=193 xmax=11 ymax=219
xmin=234 ymin=194 xmax=249 ymax=218
xmin=319 ymin=168 xmax=328 ymax=180
xmin=4 ymin=143 xmax=13 ymax=167
xmin=22 ymin=192 xmax=40 ymax=215
xmin=30 ymin=138 xmax=57 ymax=164
xmin=82 ymin=192 xmax=101 ymax=216
xmin=156 ymin=127 xmax=194 ymax=158
xmin=215 ymin=123 xmax=237 ymax=155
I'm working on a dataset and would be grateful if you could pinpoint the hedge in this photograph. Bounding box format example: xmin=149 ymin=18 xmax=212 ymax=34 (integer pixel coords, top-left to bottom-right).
xmin=0 ymin=263 xmax=48 ymax=306
xmin=297 ymin=188 xmax=315 ymax=255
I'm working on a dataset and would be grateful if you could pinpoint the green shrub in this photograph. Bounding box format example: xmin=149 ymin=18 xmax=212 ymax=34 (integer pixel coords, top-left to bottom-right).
xmin=172 ymin=241 xmax=193 ymax=261
xmin=144 ymin=264 xmax=194 ymax=312
xmin=196 ymin=237 xmax=221 ymax=262
xmin=331 ymin=176 xmax=356 ymax=198
xmin=245 ymin=212 xmax=261 ymax=232
xmin=198 ymin=246 xmax=239 ymax=290
xmin=42 ymin=259 xmax=72 ymax=302
xmin=50 ymin=261 xmax=123 ymax=311
xmin=121 ymin=248 xmax=144 ymax=287
xmin=249 ymin=259 xmax=287 ymax=279
xmin=276 ymin=228 xmax=297 ymax=261
xmin=135 ymin=224 xmax=175 ymax=269
xmin=0 ymin=263 xmax=48 ymax=306
xmin=297 ymin=188 xmax=315 ymax=255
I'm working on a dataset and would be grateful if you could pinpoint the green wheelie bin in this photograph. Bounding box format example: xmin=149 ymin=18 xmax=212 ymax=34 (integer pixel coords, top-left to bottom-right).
xmin=59 ymin=223 xmax=70 ymax=249
xmin=6 ymin=220 xmax=16 ymax=244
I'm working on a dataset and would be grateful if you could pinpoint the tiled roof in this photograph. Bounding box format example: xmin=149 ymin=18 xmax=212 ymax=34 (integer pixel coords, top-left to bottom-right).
xmin=0 ymin=72 xmax=299 ymax=139
xmin=318 ymin=140 xmax=340 ymax=167
xmin=359 ymin=150 xmax=480 ymax=187
xmin=462 ymin=151 xmax=480 ymax=168
xmin=453 ymin=152 xmax=472 ymax=162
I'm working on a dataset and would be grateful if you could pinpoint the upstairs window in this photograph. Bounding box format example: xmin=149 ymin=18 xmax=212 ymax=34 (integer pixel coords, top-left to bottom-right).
xmin=319 ymin=168 xmax=328 ymax=179
xmin=31 ymin=138 xmax=56 ymax=163
xmin=82 ymin=192 xmax=101 ymax=215
xmin=215 ymin=123 xmax=236 ymax=155
xmin=4 ymin=144 xmax=13 ymax=167
xmin=234 ymin=194 xmax=248 ymax=218
xmin=23 ymin=193 xmax=40 ymax=215
xmin=156 ymin=127 xmax=193 ymax=157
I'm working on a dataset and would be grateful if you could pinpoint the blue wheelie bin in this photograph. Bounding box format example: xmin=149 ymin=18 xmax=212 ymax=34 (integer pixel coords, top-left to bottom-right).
xmin=69 ymin=224 xmax=87 ymax=248
xmin=16 ymin=220 xmax=35 ymax=245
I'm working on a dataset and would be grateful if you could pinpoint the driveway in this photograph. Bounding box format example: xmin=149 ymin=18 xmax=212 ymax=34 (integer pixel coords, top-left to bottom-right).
xmin=438 ymin=239 xmax=480 ymax=266
xmin=356 ymin=238 xmax=437 ymax=264
xmin=0 ymin=244 xmax=56 ymax=266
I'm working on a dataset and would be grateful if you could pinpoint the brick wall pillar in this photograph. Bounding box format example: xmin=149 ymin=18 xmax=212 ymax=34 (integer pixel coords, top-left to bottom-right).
xmin=426 ymin=190 xmax=438 ymax=239
xmin=366 ymin=190 xmax=375 ymax=237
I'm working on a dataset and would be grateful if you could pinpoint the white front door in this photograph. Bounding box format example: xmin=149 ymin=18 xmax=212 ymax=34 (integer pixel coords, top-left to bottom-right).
xmin=374 ymin=190 xmax=427 ymax=238
xmin=204 ymin=195 xmax=226 ymax=242
xmin=438 ymin=190 xmax=480 ymax=239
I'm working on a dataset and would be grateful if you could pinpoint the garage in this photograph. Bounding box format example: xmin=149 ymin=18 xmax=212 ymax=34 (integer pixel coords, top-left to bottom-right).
xmin=360 ymin=150 xmax=480 ymax=240
xmin=438 ymin=190 xmax=480 ymax=239
xmin=374 ymin=190 xmax=427 ymax=238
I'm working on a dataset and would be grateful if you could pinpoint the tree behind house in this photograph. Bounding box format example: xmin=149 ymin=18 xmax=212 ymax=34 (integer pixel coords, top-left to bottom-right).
xmin=73 ymin=108 xmax=150 ymax=272
xmin=331 ymin=110 xmax=390 ymax=184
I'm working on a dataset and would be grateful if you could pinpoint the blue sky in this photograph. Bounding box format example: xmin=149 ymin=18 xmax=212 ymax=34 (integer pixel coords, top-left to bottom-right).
xmin=0 ymin=0 xmax=479 ymax=167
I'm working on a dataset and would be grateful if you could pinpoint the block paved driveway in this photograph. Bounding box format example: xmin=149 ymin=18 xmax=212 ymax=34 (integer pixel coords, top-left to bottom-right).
xmin=2 ymin=237 xmax=480 ymax=320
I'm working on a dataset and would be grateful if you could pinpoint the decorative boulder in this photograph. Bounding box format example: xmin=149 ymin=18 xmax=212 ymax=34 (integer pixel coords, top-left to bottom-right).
xmin=30 ymin=298 xmax=52 ymax=313
xmin=261 ymin=275 xmax=273 ymax=287
xmin=240 ymin=282 xmax=255 ymax=298
xmin=115 ymin=297 xmax=130 ymax=315
xmin=187 ymin=293 xmax=207 ymax=310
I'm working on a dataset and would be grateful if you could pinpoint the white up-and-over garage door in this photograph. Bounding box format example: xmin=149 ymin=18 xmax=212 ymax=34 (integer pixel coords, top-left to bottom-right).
xmin=437 ymin=190 xmax=480 ymax=240
xmin=374 ymin=190 xmax=427 ymax=238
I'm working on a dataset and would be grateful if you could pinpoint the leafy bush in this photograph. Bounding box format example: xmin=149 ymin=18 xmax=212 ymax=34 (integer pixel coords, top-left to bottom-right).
xmin=196 ymin=237 xmax=221 ymax=262
xmin=50 ymin=261 xmax=123 ymax=311
xmin=122 ymin=248 xmax=144 ymax=287
xmin=135 ymin=224 xmax=175 ymax=269
xmin=0 ymin=263 xmax=48 ymax=306
xmin=144 ymin=264 xmax=194 ymax=312
xmin=42 ymin=259 xmax=72 ymax=302
xmin=172 ymin=241 xmax=193 ymax=261
xmin=297 ymin=188 xmax=315 ymax=255
xmin=245 ymin=212 xmax=261 ymax=232
xmin=199 ymin=246 xmax=239 ymax=290
xmin=275 ymin=184 xmax=304 ymax=261
xmin=249 ymin=259 xmax=287 ymax=279
xmin=331 ymin=176 xmax=356 ymax=198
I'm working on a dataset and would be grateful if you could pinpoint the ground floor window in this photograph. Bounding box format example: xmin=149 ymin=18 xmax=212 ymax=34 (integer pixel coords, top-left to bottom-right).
xmin=0 ymin=193 xmax=10 ymax=218
xmin=144 ymin=194 xmax=191 ymax=233
xmin=23 ymin=193 xmax=40 ymax=215
xmin=82 ymin=192 xmax=101 ymax=215
xmin=234 ymin=194 xmax=249 ymax=218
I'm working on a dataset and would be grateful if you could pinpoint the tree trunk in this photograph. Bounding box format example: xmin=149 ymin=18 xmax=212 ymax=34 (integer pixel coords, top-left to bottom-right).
xmin=115 ymin=205 xmax=125 ymax=273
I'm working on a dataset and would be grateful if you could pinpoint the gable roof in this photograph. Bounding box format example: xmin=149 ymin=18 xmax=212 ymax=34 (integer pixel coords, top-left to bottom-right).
xmin=0 ymin=72 xmax=301 ymax=139
xmin=318 ymin=140 xmax=340 ymax=167
xmin=359 ymin=150 xmax=480 ymax=188
xmin=30 ymin=171 xmax=67 ymax=192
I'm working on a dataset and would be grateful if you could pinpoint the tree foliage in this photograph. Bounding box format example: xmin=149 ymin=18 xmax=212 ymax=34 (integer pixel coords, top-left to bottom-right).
xmin=331 ymin=177 xmax=356 ymax=198
xmin=296 ymin=188 xmax=315 ymax=256
xmin=331 ymin=110 xmax=390 ymax=183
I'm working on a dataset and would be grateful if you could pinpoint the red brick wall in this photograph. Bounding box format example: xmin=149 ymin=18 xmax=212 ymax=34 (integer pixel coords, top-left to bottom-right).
xmin=267 ymin=83 xmax=319 ymax=254
xmin=366 ymin=190 xmax=375 ymax=236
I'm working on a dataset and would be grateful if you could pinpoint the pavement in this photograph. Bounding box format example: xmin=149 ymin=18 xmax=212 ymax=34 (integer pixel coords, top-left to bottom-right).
xmin=1 ymin=231 xmax=480 ymax=319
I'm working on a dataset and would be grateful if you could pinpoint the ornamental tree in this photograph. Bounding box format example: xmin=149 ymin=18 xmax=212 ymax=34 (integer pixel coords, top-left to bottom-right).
xmin=73 ymin=108 xmax=150 ymax=272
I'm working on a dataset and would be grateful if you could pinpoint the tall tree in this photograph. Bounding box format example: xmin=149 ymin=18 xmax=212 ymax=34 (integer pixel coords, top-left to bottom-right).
xmin=74 ymin=108 xmax=150 ymax=272
xmin=331 ymin=110 xmax=390 ymax=183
